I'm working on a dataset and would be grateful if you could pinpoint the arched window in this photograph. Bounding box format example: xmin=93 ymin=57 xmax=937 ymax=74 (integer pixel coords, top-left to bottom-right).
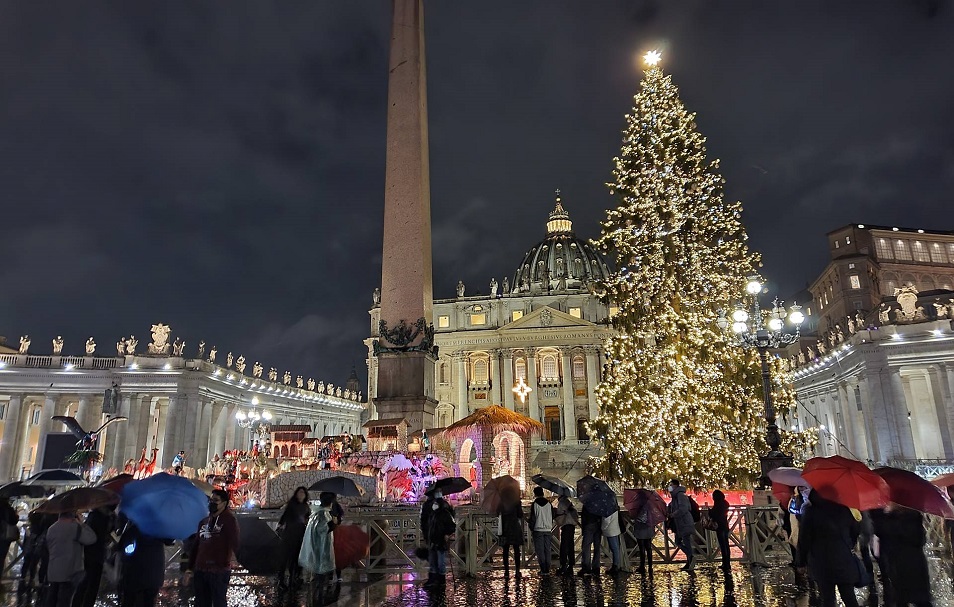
xmin=572 ymin=355 xmax=586 ymax=379
xmin=289 ymin=444 xmax=297 ymax=457
xmin=514 ymin=358 xmax=527 ymax=381
xmin=474 ymin=359 xmax=488 ymax=383
xmin=541 ymin=354 xmax=558 ymax=380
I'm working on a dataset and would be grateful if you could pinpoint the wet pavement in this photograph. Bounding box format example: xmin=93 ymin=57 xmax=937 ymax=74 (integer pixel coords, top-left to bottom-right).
xmin=4 ymin=559 xmax=954 ymax=606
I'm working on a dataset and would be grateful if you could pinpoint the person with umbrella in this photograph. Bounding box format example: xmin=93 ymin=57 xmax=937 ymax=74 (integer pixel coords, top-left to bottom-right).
xmin=299 ymin=492 xmax=336 ymax=605
xmin=666 ymin=479 xmax=695 ymax=571
xmin=796 ymin=490 xmax=861 ymax=607
xmin=528 ymin=486 xmax=555 ymax=575
xmin=420 ymin=488 xmax=455 ymax=588
xmin=44 ymin=510 xmax=97 ymax=607
xmin=276 ymin=486 xmax=310 ymax=591
xmin=577 ymin=502 xmax=602 ymax=577
xmin=870 ymin=505 xmax=934 ymax=606
xmin=496 ymin=488 xmax=524 ymax=579
xmin=72 ymin=504 xmax=115 ymax=607
xmin=183 ymin=489 xmax=240 ymax=607
xmin=554 ymin=494 xmax=579 ymax=576
xmin=118 ymin=521 xmax=172 ymax=607
xmin=601 ymin=504 xmax=623 ymax=575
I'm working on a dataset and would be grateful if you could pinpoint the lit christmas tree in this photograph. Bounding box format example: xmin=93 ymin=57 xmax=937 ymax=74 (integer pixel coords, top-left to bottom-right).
xmin=588 ymin=51 xmax=815 ymax=488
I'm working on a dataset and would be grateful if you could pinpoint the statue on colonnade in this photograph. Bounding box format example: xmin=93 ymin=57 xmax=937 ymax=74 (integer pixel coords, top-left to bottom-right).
xmin=86 ymin=337 xmax=97 ymax=355
xmin=52 ymin=336 xmax=64 ymax=354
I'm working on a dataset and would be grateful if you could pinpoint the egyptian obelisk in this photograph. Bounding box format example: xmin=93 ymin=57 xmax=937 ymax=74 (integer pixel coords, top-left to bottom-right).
xmin=374 ymin=0 xmax=437 ymax=434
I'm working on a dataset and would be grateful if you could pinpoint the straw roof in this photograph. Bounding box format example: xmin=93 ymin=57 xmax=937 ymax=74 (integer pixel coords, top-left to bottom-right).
xmin=442 ymin=405 xmax=544 ymax=442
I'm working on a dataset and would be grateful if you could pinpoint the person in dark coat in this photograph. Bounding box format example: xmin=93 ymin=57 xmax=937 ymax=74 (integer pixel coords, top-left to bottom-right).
xmin=118 ymin=523 xmax=171 ymax=607
xmin=631 ymin=498 xmax=655 ymax=574
xmin=710 ymin=490 xmax=731 ymax=571
xmin=871 ymin=506 xmax=933 ymax=607
xmin=0 ymin=498 xmax=18 ymax=575
xmin=796 ymin=490 xmax=861 ymax=607
xmin=72 ymin=505 xmax=114 ymax=607
xmin=276 ymin=486 xmax=310 ymax=590
xmin=577 ymin=503 xmax=602 ymax=577
xmin=420 ymin=490 xmax=455 ymax=588
xmin=497 ymin=492 xmax=525 ymax=578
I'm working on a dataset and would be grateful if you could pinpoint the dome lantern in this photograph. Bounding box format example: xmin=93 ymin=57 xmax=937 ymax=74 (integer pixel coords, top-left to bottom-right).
xmin=547 ymin=189 xmax=573 ymax=234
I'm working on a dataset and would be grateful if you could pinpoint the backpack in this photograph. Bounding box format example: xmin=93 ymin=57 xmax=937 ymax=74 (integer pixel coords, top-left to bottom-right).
xmin=688 ymin=496 xmax=702 ymax=523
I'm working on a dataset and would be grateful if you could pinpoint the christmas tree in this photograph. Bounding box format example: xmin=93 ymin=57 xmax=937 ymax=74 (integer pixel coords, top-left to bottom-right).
xmin=588 ymin=52 xmax=814 ymax=488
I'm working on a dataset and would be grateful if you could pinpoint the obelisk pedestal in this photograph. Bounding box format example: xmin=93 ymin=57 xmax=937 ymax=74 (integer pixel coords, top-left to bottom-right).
xmin=373 ymin=0 xmax=437 ymax=435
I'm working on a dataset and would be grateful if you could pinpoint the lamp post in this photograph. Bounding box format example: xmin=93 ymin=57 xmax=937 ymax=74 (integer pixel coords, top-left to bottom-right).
xmin=716 ymin=276 xmax=805 ymax=487
xmin=235 ymin=400 xmax=273 ymax=452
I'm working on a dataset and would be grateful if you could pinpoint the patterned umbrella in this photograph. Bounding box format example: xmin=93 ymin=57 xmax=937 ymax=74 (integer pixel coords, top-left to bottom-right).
xmin=580 ymin=487 xmax=618 ymax=518
xmin=623 ymin=489 xmax=667 ymax=527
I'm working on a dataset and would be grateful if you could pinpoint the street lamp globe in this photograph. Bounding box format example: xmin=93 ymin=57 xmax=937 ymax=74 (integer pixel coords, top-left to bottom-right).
xmin=768 ymin=317 xmax=784 ymax=331
xmin=235 ymin=410 xmax=247 ymax=422
xmin=731 ymin=308 xmax=748 ymax=323
xmin=788 ymin=303 xmax=805 ymax=326
xmin=745 ymin=278 xmax=762 ymax=295
xmin=732 ymin=321 xmax=747 ymax=334
xmin=262 ymin=410 xmax=273 ymax=421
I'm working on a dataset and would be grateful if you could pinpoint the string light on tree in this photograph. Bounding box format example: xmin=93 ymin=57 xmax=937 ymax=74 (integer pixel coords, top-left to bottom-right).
xmin=586 ymin=50 xmax=816 ymax=488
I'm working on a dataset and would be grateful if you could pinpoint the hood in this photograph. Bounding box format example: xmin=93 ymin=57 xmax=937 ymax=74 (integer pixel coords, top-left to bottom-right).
xmin=669 ymin=485 xmax=686 ymax=495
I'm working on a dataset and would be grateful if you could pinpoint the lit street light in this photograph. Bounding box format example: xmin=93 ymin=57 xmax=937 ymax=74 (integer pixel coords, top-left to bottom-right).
xmin=716 ymin=276 xmax=805 ymax=486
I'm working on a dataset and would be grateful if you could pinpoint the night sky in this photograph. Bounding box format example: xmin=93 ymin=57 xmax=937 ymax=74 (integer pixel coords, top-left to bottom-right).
xmin=2 ymin=1 xmax=952 ymax=388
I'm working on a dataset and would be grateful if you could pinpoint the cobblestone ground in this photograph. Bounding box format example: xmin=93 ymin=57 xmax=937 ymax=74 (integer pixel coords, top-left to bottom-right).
xmin=3 ymin=560 xmax=954 ymax=607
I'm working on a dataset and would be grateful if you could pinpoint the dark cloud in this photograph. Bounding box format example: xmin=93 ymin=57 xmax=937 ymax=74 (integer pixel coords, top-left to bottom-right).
xmin=1 ymin=1 xmax=952 ymax=384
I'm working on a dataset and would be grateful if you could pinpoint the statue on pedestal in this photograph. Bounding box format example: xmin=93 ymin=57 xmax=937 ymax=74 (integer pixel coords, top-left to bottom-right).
xmin=226 ymin=352 xmax=233 ymax=368
xmin=86 ymin=337 xmax=97 ymax=355
xmin=847 ymin=316 xmax=856 ymax=334
xmin=268 ymin=367 xmax=278 ymax=382
xmin=502 ymin=276 xmax=510 ymax=294
xmin=490 ymin=278 xmax=498 ymax=297
xmin=117 ymin=338 xmax=126 ymax=357
xmin=172 ymin=338 xmax=185 ymax=357
xmin=317 ymin=381 xmax=325 ymax=393
xmin=197 ymin=341 xmax=206 ymax=359
xmin=18 ymin=335 xmax=30 ymax=355
xmin=125 ymin=336 xmax=137 ymax=355
xmin=326 ymin=383 xmax=335 ymax=395
xmin=147 ymin=324 xmax=172 ymax=355
xmin=208 ymin=346 xmax=217 ymax=364
xmin=253 ymin=362 xmax=263 ymax=378
xmin=236 ymin=356 xmax=246 ymax=374
xmin=52 ymin=336 xmax=64 ymax=355
xmin=283 ymin=371 xmax=292 ymax=385
xmin=457 ymin=281 xmax=465 ymax=298
xmin=296 ymin=375 xmax=304 ymax=388
xmin=372 ymin=287 xmax=381 ymax=306
xmin=335 ymin=387 xmax=342 ymax=398
xmin=307 ymin=378 xmax=316 ymax=391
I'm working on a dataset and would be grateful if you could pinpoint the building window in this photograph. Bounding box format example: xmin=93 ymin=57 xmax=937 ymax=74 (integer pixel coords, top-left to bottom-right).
xmin=511 ymin=310 xmax=523 ymax=322
xmin=806 ymin=307 xmax=812 ymax=316
xmin=473 ymin=359 xmax=488 ymax=383
xmin=572 ymin=356 xmax=586 ymax=379
xmin=853 ymin=300 xmax=863 ymax=309
xmin=875 ymin=238 xmax=893 ymax=260
xmin=912 ymin=241 xmax=930 ymax=262
xmin=569 ymin=307 xmax=582 ymax=318
xmin=32 ymin=408 xmax=41 ymax=425
xmin=947 ymin=243 xmax=954 ymax=264
xmin=439 ymin=363 xmax=447 ymax=384
xmin=894 ymin=240 xmax=912 ymax=261
xmin=438 ymin=315 xmax=449 ymax=328
xmin=470 ymin=313 xmax=486 ymax=326
xmin=849 ymin=275 xmax=861 ymax=289
xmin=608 ymin=306 xmax=619 ymax=317
xmin=541 ymin=354 xmax=559 ymax=381
xmin=930 ymin=243 xmax=948 ymax=264
xmin=515 ymin=358 xmax=527 ymax=381
xmin=0 ymin=402 xmax=5 ymax=420
xmin=848 ymin=263 xmax=855 ymax=269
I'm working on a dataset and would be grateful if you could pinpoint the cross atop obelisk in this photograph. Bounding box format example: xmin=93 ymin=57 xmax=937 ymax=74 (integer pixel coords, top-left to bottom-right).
xmin=374 ymin=0 xmax=437 ymax=434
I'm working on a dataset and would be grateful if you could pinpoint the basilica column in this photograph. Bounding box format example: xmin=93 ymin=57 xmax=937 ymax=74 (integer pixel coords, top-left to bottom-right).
xmin=502 ymin=349 xmax=515 ymax=411
xmin=584 ymin=346 xmax=600 ymax=423
xmin=35 ymin=395 xmax=58 ymax=468
xmin=560 ymin=348 xmax=577 ymax=442
xmin=0 ymin=395 xmax=23 ymax=481
xmin=108 ymin=393 xmax=132 ymax=469
xmin=75 ymin=396 xmax=90 ymax=430
xmin=889 ymin=370 xmax=917 ymax=460
xmin=122 ymin=393 xmax=144 ymax=464
xmin=527 ymin=348 xmax=540 ymax=423
xmin=455 ymin=352 xmax=468 ymax=420
xmin=491 ymin=349 xmax=504 ymax=404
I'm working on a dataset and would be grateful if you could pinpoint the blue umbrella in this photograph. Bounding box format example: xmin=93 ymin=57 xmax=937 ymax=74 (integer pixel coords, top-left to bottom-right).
xmin=120 ymin=473 xmax=209 ymax=540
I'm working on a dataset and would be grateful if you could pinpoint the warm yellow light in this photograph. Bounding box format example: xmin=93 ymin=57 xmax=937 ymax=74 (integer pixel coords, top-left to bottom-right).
xmin=644 ymin=50 xmax=662 ymax=67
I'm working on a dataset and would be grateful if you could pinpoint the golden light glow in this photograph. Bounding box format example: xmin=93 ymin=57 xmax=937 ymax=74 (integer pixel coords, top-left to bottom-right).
xmin=643 ymin=49 xmax=662 ymax=67
xmin=512 ymin=377 xmax=532 ymax=404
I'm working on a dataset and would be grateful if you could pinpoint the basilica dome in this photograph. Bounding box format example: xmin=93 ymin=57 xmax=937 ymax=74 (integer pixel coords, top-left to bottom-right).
xmin=512 ymin=194 xmax=610 ymax=294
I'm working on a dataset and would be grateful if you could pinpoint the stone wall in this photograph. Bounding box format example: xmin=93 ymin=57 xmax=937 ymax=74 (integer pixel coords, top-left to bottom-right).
xmin=264 ymin=470 xmax=376 ymax=508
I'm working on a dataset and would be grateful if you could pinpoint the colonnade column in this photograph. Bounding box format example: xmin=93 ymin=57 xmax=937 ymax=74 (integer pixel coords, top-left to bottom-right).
xmin=0 ymin=396 xmax=23 ymax=481
xmin=856 ymin=374 xmax=883 ymax=461
xmin=560 ymin=348 xmax=577 ymax=442
xmin=502 ymin=349 xmax=514 ymax=411
xmin=931 ymin=364 xmax=954 ymax=459
xmin=109 ymin=393 xmax=133 ymax=470
xmin=455 ymin=352 xmax=468 ymax=420
xmin=75 ymin=396 xmax=90 ymax=431
xmin=35 ymin=395 xmax=58 ymax=469
xmin=526 ymin=348 xmax=540 ymax=424
xmin=122 ymin=393 xmax=144 ymax=465
xmin=584 ymin=346 xmax=600 ymax=424
xmin=210 ymin=402 xmax=228 ymax=460
xmin=491 ymin=349 xmax=504 ymax=405
xmin=224 ymin=404 xmax=238 ymax=452
xmin=194 ymin=399 xmax=213 ymax=466
xmin=161 ymin=395 xmax=180 ymax=467
xmin=889 ymin=369 xmax=917 ymax=459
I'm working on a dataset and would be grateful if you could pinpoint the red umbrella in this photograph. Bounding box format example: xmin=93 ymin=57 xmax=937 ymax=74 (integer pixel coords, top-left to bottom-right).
xmin=334 ymin=524 xmax=370 ymax=569
xmin=480 ymin=475 xmax=520 ymax=514
xmin=875 ymin=467 xmax=954 ymax=519
xmin=802 ymin=456 xmax=890 ymax=511
xmin=772 ymin=481 xmax=794 ymax=506
xmin=623 ymin=489 xmax=667 ymax=527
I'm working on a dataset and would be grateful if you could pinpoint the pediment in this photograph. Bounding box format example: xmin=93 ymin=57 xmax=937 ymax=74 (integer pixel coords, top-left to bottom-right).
xmin=501 ymin=306 xmax=598 ymax=331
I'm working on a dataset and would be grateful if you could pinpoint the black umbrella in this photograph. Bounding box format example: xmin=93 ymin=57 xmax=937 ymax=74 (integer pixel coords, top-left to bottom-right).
xmin=532 ymin=474 xmax=576 ymax=497
xmin=235 ymin=515 xmax=284 ymax=575
xmin=0 ymin=481 xmax=47 ymax=499
xmin=24 ymin=470 xmax=85 ymax=486
xmin=308 ymin=476 xmax=365 ymax=497
xmin=425 ymin=476 xmax=471 ymax=496
xmin=577 ymin=475 xmax=618 ymax=517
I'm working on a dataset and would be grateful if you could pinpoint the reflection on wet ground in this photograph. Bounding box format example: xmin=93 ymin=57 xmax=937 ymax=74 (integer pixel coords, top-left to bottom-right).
xmin=3 ymin=559 xmax=954 ymax=607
